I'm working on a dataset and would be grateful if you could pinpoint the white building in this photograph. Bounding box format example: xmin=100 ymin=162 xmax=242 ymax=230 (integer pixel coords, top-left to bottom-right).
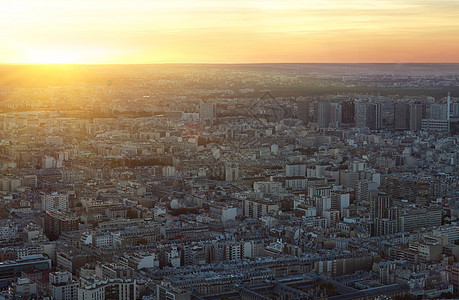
xmin=78 ymin=277 xmax=136 ymax=300
xmin=165 ymin=246 xmax=181 ymax=267
xmin=253 ymin=181 xmax=282 ymax=197
xmin=10 ymin=278 xmax=37 ymax=299
xmin=120 ymin=252 xmax=159 ymax=270
xmin=286 ymin=163 xmax=306 ymax=177
xmin=162 ymin=166 xmax=176 ymax=177
xmin=41 ymin=192 xmax=69 ymax=212
xmin=221 ymin=207 xmax=237 ymax=223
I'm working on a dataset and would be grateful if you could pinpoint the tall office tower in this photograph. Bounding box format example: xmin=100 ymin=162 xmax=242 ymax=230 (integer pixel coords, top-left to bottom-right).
xmin=394 ymin=102 xmax=410 ymax=130
xmin=447 ymin=92 xmax=451 ymax=120
xmin=429 ymin=103 xmax=448 ymax=120
xmin=409 ymin=103 xmax=424 ymax=132
xmin=354 ymin=102 xmax=367 ymax=128
xmin=341 ymin=101 xmax=355 ymax=125
xmin=199 ymin=102 xmax=216 ymax=122
xmin=366 ymin=103 xmax=383 ymax=130
xmin=370 ymin=193 xmax=400 ymax=236
xmin=452 ymin=103 xmax=459 ymax=118
xmin=370 ymin=193 xmax=392 ymax=220
xmin=329 ymin=103 xmax=342 ymax=128
xmin=312 ymin=100 xmax=319 ymax=122
xmin=318 ymin=101 xmax=331 ymax=128
xmin=297 ymin=99 xmax=310 ymax=125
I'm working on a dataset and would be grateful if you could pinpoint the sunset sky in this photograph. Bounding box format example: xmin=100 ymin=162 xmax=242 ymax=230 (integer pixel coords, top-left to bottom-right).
xmin=2 ymin=0 xmax=459 ymax=64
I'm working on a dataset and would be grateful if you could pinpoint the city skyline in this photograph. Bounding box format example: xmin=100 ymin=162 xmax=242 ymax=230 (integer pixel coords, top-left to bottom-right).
xmin=2 ymin=0 xmax=459 ymax=64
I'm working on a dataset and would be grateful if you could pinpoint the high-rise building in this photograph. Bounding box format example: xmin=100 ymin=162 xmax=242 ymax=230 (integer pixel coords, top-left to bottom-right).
xmin=355 ymin=102 xmax=367 ymax=128
xmin=394 ymin=102 xmax=410 ymax=130
xmin=199 ymin=102 xmax=216 ymax=122
xmin=44 ymin=211 xmax=79 ymax=241
xmin=318 ymin=101 xmax=331 ymax=128
xmin=366 ymin=103 xmax=383 ymax=130
xmin=331 ymin=191 xmax=350 ymax=215
xmin=297 ymin=99 xmax=310 ymax=125
xmin=370 ymin=193 xmax=401 ymax=236
xmin=452 ymin=103 xmax=459 ymax=117
xmin=409 ymin=103 xmax=424 ymax=132
xmin=330 ymin=103 xmax=342 ymax=128
xmin=312 ymin=100 xmax=319 ymax=122
xmin=429 ymin=103 xmax=448 ymax=120
xmin=341 ymin=101 xmax=355 ymax=125
xmin=370 ymin=193 xmax=392 ymax=220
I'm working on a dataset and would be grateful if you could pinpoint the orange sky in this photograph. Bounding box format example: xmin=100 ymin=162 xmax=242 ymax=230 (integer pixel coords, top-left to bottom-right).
xmin=2 ymin=0 xmax=459 ymax=63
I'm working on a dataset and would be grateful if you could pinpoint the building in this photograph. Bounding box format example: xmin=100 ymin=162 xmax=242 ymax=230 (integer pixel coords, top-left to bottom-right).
xmin=329 ymin=102 xmax=342 ymax=128
xmin=429 ymin=103 xmax=448 ymax=120
xmin=253 ymin=181 xmax=282 ymax=197
xmin=341 ymin=100 xmax=355 ymax=125
xmin=41 ymin=192 xmax=70 ymax=212
xmin=286 ymin=163 xmax=306 ymax=177
xmin=242 ymin=199 xmax=279 ymax=219
xmin=366 ymin=102 xmax=383 ymax=130
xmin=44 ymin=211 xmax=79 ymax=241
xmin=96 ymin=263 xmax=134 ymax=279
xmin=199 ymin=102 xmax=216 ymax=122
xmin=0 ymin=220 xmax=19 ymax=243
xmin=331 ymin=191 xmax=350 ymax=215
xmin=78 ymin=277 xmax=136 ymax=300
xmin=156 ymin=283 xmax=190 ymax=300
xmin=49 ymin=271 xmax=78 ymax=300
xmin=221 ymin=207 xmax=237 ymax=223
xmin=371 ymin=193 xmax=400 ymax=236
xmin=318 ymin=101 xmax=331 ymax=128
xmin=409 ymin=103 xmax=424 ymax=132
xmin=399 ymin=209 xmax=442 ymax=233
xmin=421 ymin=119 xmax=449 ymax=132
xmin=8 ymin=278 xmax=37 ymax=299
xmin=297 ymin=99 xmax=310 ymax=125
xmin=394 ymin=102 xmax=410 ymax=130
xmin=225 ymin=164 xmax=242 ymax=182
xmin=0 ymin=255 xmax=51 ymax=284
xmin=355 ymin=102 xmax=367 ymax=128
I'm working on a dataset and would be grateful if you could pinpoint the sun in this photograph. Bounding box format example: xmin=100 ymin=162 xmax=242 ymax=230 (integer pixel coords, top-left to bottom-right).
xmin=26 ymin=51 xmax=82 ymax=64
xmin=23 ymin=48 xmax=101 ymax=64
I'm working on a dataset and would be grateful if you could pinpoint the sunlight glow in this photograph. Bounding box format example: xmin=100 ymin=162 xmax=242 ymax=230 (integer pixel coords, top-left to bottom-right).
xmin=1 ymin=0 xmax=459 ymax=63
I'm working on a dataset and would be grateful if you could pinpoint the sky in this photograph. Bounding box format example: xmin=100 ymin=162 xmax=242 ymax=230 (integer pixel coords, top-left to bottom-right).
xmin=1 ymin=0 xmax=459 ymax=64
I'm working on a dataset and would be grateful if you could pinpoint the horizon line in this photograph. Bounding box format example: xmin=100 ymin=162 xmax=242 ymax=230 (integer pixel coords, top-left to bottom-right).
xmin=1 ymin=62 xmax=459 ymax=66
